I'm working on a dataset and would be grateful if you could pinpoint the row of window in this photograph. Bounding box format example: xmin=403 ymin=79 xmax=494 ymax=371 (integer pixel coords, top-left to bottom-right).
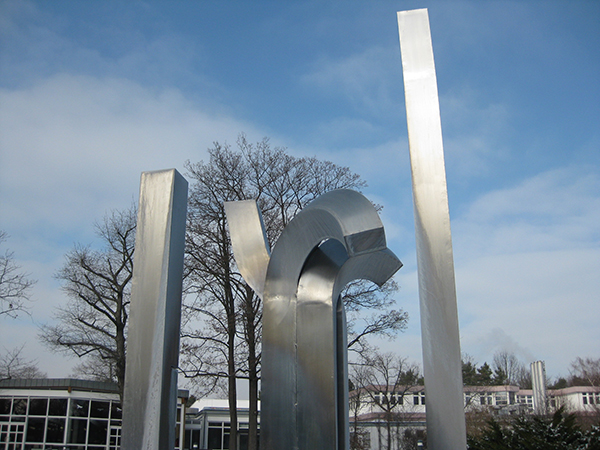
xmin=373 ymin=391 xmax=522 ymax=408
xmin=184 ymin=421 xmax=254 ymax=450
xmin=582 ymin=393 xmax=600 ymax=405
xmin=372 ymin=392 xmax=426 ymax=406
xmin=0 ymin=397 xmax=122 ymax=420
xmin=0 ymin=396 xmax=122 ymax=449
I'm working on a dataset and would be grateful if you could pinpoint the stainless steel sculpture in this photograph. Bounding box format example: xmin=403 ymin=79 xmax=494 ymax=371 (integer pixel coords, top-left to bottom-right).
xmin=121 ymin=169 xmax=188 ymax=450
xmin=397 ymin=8 xmax=467 ymax=450
xmin=531 ymin=361 xmax=548 ymax=414
xmin=225 ymin=189 xmax=402 ymax=450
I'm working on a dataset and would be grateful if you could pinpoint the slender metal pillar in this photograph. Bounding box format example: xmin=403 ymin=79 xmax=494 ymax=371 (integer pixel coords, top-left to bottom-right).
xmin=226 ymin=189 xmax=401 ymax=450
xmin=398 ymin=9 xmax=467 ymax=450
xmin=531 ymin=361 xmax=548 ymax=414
xmin=121 ymin=169 xmax=188 ymax=450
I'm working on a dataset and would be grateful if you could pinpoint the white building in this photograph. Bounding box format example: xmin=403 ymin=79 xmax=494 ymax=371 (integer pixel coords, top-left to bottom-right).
xmin=184 ymin=399 xmax=259 ymax=450
xmin=348 ymin=384 xmax=600 ymax=450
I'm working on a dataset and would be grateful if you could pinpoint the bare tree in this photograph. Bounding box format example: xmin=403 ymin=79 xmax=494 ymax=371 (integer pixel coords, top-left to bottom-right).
xmin=71 ymin=357 xmax=121 ymax=384
xmin=344 ymin=279 xmax=407 ymax=354
xmin=569 ymin=357 xmax=600 ymax=387
xmin=182 ymin=134 xmax=406 ymax=450
xmin=39 ymin=207 xmax=135 ymax=401
xmin=0 ymin=231 xmax=36 ymax=318
xmin=492 ymin=350 xmax=527 ymax=386
xmin=0 ymin=345 xmax=46 ymax=381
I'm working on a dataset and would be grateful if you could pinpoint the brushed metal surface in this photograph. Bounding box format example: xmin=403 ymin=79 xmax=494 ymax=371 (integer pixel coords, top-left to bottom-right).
xmin=121 ymin=169 xmax=188 ymax=450
xmin=227 ymin=189 xmax=401 ymax=450
xmin=224 ymin=199 xmax=271 ymax=300
xmin=398 ymin=9 xmax=467 ymax=450
xmin=531 ymin=361 xmax=547 ymax=414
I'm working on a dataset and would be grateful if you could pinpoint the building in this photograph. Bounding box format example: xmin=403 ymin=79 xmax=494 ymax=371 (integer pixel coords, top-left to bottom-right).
xmin=0 ymin=378 xmax=188 ymax=450
xmin=349 ymin=384 xmax=600 ymax=450
xmin=349 ymin=385 xmax=427 ymax=450
xmin=3 ymin=378 xmax=597 ymax=450
xmin=184 ymin=399 xmax=258 ymax=450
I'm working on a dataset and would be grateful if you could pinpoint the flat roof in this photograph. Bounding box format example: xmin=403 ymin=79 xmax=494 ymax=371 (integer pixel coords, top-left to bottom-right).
xmin=0 ymin=378 xmax=119 ymax=393
xmin=0 ymin=378 xmax=189 ymax=398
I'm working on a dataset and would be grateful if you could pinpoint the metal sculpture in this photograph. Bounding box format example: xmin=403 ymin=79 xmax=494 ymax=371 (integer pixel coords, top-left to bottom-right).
xmin=225 ymin=189 xmax=402 ymax=450
xmin=121 ymin=169 xmax=188 ymax=450
xmin=397 ymin=9 xmax=467 ymax=450
xmin=531 ymin=361 xmax=547 ymax=414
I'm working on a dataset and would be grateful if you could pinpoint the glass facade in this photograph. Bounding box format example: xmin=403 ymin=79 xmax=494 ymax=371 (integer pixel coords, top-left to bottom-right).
xmin=0 ymin=395 xmax=122 ymax=450
xmin=1 ymin=380 xmax=187 ymax=450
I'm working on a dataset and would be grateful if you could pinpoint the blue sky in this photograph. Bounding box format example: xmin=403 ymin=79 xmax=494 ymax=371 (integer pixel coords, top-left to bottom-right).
xmin=1 ymin=0 xmax=598 ymax=385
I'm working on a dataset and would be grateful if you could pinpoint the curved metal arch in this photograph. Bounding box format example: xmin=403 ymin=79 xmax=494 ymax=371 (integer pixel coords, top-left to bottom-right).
xmin=225 ymin=189 xmax=402 ymax=450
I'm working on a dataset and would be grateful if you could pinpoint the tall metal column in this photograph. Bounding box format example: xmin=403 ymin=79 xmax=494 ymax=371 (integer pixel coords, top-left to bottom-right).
xmin=121 ymin=169 xmax=188 ymax=450
xmin=397 ymin=9 xmax=467 ymax=450
xmin=531 ymin=361 xmax=548 ymax=414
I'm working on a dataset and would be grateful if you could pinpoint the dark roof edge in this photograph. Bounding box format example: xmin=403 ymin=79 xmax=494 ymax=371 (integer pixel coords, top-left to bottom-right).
xmin=0 ymin=378 xmax=119 ymax=393
xmin=0 ymin=378 xmax=189 ymax=399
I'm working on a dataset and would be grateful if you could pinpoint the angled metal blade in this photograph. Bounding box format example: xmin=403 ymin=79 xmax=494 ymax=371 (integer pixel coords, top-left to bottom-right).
xmin=224 ymin=199 xmax=271 ymax=300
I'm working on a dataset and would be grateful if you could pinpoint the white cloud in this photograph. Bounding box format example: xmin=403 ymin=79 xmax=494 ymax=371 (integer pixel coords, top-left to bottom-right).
xmin=449 ymin=167 xmax=600 ymax=376
xmin=440 ymin=88 xmax=511 ymax=178
xmin=300 ymin=46 xmax=402 ymax=119
xmin=454 ymin=167 xmax=600 ymax=258
xmin=457 ymin=247 xmax=599 ymax=377
xmin=0 ymin=73 xmax=259 ymax=239
xmin=375 ymin=166 xmax=600 ymax=378
xmin=0 ymin=72 xmax=266 ymax=377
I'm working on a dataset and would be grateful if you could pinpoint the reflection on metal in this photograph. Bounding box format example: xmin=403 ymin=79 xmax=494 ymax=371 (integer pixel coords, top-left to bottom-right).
xmin=531 ymin=361 xmax=548 ymax=414
xmin=224 ymin=200 xmax=271 ymax=300
xmin=225 ymin=189 xmax=402 ymax=450
xmin=121 ymin=169 xmax=188 ymax=450
xmin=397 ymin=8 xmax=467 ymax=450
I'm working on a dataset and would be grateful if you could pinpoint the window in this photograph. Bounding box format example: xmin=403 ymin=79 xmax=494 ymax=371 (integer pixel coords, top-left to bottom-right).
xmin=49 ymin=398 xmax=68 ymax=416
xmin=90 ymin=401 xmax=110 ymax=418
xmin=12 ymin=398 xmax=28 ymax=415
xmin=3 ymin=423 xmax=25 ymax=446
xmin=109 ymin=426 xmax=122 ymax=450
xmin=111 ymin=402 xmax=122 ymax=420
xmin=69 ymin=418 xmax=88 ymax=443
xmin=25 ymin=417 xmax=45 ymax=442
xmin=208 ymin=422 xmax=231 ymax=450
xmin=0 ymin=398 xmax=11 ymax=414
xmin=496 ymin=392 xmax=508 ymax=406
xmin=46 ymin=418 xmax=66 ymax=443
xmin=582 ymin=392 xmax=600 ymax=405
xmin=29 ymin=398 xmax=48 ymax=416
xmin=208 ymin=427 xmax=223 ymax=449
xmin=71 ymin=399 xmax=89 ymax=417
xmin=88 ymin=419 xmax=108 ymax=444
xmin=480 ymin=394 xmax=492 ymax=405
xmin=413 ymin=392 xmax=425 ymax=405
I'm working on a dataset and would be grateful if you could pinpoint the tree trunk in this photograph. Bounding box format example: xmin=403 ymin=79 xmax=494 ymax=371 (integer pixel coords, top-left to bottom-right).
xmin=116 ymin=322 xmax=126 ymax=403
xmin=227 ymin=300 xmax=238 ymax=450
xmin=223 ymin=223 xmax=238 ymax=450
xmin=386 ymin=413 xmax=392 ymax=450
